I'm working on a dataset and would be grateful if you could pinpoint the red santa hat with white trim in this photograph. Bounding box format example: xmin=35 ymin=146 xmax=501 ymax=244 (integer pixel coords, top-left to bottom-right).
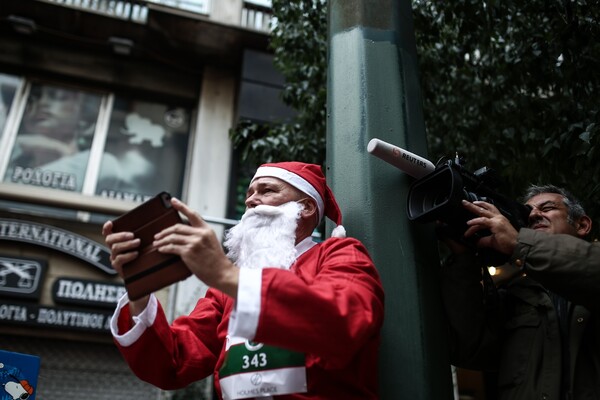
xmin=252 ymin=161 xmax=346 ymax=238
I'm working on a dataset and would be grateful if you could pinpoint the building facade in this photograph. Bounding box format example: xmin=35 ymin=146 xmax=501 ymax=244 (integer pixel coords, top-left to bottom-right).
xmin=0 ymin=1 xmax=288 ymax=398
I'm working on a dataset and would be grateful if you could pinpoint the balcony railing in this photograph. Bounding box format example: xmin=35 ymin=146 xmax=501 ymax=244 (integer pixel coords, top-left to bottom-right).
xmin=43 ymin=0 xmax=271 ymax=32
xmin=241 ymin=1 xmax=272 ymax=32
xmin=43 ymin=0 xmax=211 ymax=23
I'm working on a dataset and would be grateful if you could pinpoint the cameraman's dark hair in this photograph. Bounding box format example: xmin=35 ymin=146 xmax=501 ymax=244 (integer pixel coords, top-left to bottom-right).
xmin=522 ymin=184 xmax=586 ymax=225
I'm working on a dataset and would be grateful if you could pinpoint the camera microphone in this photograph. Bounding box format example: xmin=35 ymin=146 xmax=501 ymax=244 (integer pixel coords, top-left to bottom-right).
xmin=367 ymin=138 xmax=435 ymax=179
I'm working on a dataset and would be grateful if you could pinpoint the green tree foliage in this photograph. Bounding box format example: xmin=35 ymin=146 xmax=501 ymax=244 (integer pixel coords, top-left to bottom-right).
xmin=414 ymin=0 xmax=600 ymax=237
xmin=230 ymin=0 xmax=600 ymax=236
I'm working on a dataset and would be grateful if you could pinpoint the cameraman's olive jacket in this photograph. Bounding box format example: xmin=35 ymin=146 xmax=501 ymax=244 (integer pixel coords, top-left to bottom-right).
xmin=441 ymin=228 xmax=600 ymax=400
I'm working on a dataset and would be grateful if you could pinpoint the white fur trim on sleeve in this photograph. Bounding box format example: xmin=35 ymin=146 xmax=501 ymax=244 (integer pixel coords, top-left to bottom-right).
xmin=111 ymin=293 xmax=157 ymax=347
xmin=228 ymin=268 xmax=262 ymax=340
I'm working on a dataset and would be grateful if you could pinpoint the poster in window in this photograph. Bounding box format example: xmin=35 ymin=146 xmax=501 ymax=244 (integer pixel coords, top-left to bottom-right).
xmin=96 ymin=97 xmax=191 ymax=202
xmin=3 ymin=82 xmax=102 ymax=192
xmin=0 ymin=73 xmax=22 ymax=140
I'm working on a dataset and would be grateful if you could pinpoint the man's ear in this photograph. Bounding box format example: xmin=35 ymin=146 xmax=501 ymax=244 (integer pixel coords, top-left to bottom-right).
xmin=575 ymin=215 xmax=592 ymax=238
xmin=299 ymin=198 xmax=318 ymax=221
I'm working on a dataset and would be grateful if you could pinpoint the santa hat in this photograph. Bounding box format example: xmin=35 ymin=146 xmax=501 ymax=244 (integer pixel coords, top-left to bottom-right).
xmin=252 ymin=161 xmax=346 ymax=238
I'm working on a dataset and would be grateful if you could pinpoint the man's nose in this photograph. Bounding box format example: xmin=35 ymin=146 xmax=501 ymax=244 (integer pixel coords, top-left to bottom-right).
xmin=245 ymin=193 xmax=259 ymax=208
xmin=528 ymin=207 xmax=542 ymax=222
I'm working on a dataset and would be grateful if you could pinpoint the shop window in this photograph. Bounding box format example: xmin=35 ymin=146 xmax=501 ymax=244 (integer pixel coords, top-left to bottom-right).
xmin=96 ymin=97 xmax=190 ymax=202
xmin=0 ymin=78 xmax=192 ymax=205
xmin=3 ymin=82 xmax=102 ymax=192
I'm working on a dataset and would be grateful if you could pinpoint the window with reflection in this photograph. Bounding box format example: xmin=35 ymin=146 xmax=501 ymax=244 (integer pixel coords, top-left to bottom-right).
xmin=3 ymin=82 xmax=102 ymax=192
xmin=96 ymin=97 xmax=191 ymax=201
xmin=0 ymin=77 xmax=193 ymax=205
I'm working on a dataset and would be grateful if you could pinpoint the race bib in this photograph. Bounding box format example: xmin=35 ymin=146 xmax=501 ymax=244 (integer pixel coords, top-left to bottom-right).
xmin=219 ymin=336 xmax=307 ymax=399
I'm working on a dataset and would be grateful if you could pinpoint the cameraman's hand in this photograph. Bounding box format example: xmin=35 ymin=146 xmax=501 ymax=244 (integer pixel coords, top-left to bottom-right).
xmin=462 ymin=200 xmax=518 ymax=255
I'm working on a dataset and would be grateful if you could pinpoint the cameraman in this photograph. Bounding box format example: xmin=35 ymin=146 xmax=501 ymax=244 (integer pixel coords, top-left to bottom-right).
xmin=440 ymin=184 xmax=600 ymax=400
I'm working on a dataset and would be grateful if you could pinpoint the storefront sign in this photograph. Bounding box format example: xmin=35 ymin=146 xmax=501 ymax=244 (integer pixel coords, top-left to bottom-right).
xmin=0 ymin=255 xmax=47 ymax=300
xmin=0 ymin=302 xmax=112 ymax=333
xmin=99 ymin=189 xmax=152 ymax=203
xmin=11 ymin=166 xmax=77 ymax=191
xmin=52 ymin=277 xmax=125 ymax=309
xmin=0 ymin=218 xmax=115 ymax=275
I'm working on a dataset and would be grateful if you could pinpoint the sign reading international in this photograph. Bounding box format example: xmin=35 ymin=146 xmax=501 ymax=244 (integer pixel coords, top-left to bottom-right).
xmin=0 ymin=218 xmax=115 ymax=275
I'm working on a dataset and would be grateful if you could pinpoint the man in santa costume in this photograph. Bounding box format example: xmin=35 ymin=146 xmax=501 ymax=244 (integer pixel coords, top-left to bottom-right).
xmin=102 ymin=161 xmax=385 ymax=399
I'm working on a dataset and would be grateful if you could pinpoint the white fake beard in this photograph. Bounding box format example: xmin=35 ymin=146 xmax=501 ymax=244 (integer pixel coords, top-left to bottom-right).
xmin=224 ymin=201 xmax=302 ymax=270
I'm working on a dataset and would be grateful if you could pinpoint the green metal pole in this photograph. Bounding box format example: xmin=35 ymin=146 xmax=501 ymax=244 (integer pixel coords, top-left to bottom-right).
xmin=326 ymin=1 xmax=453 ymax=399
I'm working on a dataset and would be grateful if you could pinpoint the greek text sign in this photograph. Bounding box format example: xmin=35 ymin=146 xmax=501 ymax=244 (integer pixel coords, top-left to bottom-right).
xmin=0 ymin=302 xmax=112 ymax=333
xmin=52 ymin=277 xmax=125 ymax=309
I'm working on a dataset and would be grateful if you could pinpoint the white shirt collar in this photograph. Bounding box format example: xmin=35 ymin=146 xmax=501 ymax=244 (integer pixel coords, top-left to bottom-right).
xmin=295 ymin=236 xmax=317 ymax=259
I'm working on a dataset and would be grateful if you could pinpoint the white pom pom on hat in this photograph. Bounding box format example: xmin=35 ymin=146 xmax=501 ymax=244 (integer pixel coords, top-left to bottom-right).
xmin=252 ymin=161 xmax=346 ymax=238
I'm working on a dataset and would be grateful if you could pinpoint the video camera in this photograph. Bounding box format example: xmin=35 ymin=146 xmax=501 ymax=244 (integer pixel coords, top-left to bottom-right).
xmin=367 ymin=138 xmax=532 ymax=265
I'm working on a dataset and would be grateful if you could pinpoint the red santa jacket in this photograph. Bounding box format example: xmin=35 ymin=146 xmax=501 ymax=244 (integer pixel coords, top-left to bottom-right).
xmin=114 ymin=237 xmax=385 ymax=399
